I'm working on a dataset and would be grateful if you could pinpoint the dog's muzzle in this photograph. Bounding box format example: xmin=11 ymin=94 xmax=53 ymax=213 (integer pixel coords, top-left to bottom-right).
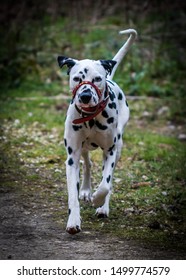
xmin=72 ymin=81 xmax=102 ymax=101
xmin=79 ymin=89 xmax=92 ymax=104
xmin=72 ymin=81 xmax=109 ymax=124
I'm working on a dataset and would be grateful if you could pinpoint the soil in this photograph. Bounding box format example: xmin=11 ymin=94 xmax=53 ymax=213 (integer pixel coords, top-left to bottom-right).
xmin=0 ymin=181 xmax=185 ymax=260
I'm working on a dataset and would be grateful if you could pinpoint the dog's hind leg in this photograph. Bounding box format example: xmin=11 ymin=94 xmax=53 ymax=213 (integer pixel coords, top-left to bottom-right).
xmin=96 ymin=190 xmax=112 ymax=218
xmin=92 ymin=146 xmax=117 ymax=208
xmin=79 ymin=150 xmax=92 ymax=202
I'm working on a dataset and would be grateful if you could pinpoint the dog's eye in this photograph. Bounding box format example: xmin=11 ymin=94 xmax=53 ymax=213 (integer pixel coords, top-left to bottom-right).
xmin=94 ymin=76 xmax=102 ymax=83
xmin=73 ymin=77 xmax=80 ymax=82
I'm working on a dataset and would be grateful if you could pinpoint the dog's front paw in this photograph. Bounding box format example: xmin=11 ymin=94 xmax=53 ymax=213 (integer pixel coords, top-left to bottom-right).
xmin=92 ymin=187 xmax=109 ymax=208
xmin=66 ymin=225 xmax=81 ymax=235
xmin=66 ymin=210 xmax=81 ymax=235
xmin=79 ymin=189 xmax=92 ymax=202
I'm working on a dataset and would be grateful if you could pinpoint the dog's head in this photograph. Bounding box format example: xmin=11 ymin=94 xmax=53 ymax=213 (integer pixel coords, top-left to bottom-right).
xmin=58 ymin=56 xmax=116 ymax=109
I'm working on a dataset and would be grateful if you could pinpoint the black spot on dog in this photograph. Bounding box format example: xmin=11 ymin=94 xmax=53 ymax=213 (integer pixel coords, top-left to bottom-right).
xmin=82 ymin=74 xmax=85 ymax=79
xmin=106 ymin=175 xmax=111 ymax=183
xmin=79 ymin=71 xmax=83 ymax=74
xmin=108 ymin=103 xmax=113 ymax=109
xmin=108 ymin=102 xmax=116 ymax=109
xmin=84 ymin=68 xmax=88 ymax=74
xmin=114 ymin=137 xmax=117 ymax=143
xmin=68 ymin=209 xmax=71 ymax=215
xmin=118 ymin=133 xmax=121 ymax=140
xmin=107 ymin=117 xmax=114 ymax=124
xmin=95 ymin=120 xmax=108 ymax=130
xmin=72 ymin=125 xmax=82 ymax=131
xmin=77 ymin=182 xmax=80 ymax=193
xmin=118 ymin=92 xmax=123 ymax=100
xmin=109 ymin=92 xmax=114 ymax=101
xmin=89 ymin=119 xmax=95 ymax=128
xmin=68 ymin=158 xmax=74 ymax=166
xmin=111 ymin=162 xmax=115 ymax=168
xmin=64 ymin=138 xmax=67 ymax=147
xmin=91 ymin=142 xmax=98 ymax=148
xmin=110 ymin=150 xmax=114 ymax=156
xmin=68 ymin=146 xmax=73 ymax=154
xmin=108 ymin=144 xmax=115 ymax=152
xmin=112 ymin=102 xmax=116 ymax=109
xmin=126 ymin=100 xmax=129 ymax=107
xmin=102 ymin=110 xmax=109 ymax=118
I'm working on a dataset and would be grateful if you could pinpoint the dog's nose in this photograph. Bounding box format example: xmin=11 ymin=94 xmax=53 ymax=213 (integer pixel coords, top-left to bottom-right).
xmin=80 ymin=90 xmax=92 ymax=104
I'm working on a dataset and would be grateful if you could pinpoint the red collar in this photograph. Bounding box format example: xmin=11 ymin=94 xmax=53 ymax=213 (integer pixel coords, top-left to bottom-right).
xmin=72 ymin=81 xmax=109 ymax=124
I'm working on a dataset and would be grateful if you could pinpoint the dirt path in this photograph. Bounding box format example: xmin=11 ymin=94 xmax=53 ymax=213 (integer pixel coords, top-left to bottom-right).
xmin=0 ymin=99 xmax=185 ymax=260
xmin=0 ymin=181 xmax=185 ymax=260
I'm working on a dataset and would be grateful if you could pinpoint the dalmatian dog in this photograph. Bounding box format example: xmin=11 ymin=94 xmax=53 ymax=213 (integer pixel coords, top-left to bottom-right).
xmin=57 ymin=29 xmax=137 ymax=234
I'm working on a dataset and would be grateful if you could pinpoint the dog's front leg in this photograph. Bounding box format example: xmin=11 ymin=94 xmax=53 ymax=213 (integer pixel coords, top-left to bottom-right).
xmin=66 ymin=157 xmax=81 ymax=234
xmin=64 ymin=129 xmax=82 ymax=234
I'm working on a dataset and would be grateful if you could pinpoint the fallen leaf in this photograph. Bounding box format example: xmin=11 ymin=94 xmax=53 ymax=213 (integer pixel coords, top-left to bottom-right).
xmin=131 ymin=181 xmax=152 ymax=189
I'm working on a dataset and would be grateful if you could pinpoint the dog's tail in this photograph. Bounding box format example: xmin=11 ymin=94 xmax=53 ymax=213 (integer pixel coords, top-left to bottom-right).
xmin=108 ymin=29 xmax=137 ymax=80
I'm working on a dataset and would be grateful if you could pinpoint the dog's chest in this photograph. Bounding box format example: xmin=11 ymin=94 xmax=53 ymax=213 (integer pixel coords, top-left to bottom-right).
xmin=81 ymin=115 xmax=117 ymax=151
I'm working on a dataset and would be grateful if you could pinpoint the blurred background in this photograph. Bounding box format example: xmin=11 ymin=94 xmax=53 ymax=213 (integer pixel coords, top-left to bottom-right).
xmin=0 ymin=0 xmax=185 ymax=98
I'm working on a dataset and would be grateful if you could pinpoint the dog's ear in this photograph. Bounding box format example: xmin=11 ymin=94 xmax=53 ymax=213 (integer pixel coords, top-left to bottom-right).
xmin=57 ymin=56 xmax=77 ymax=75
xmin=100 ymin=60 xmax=117 ymax=75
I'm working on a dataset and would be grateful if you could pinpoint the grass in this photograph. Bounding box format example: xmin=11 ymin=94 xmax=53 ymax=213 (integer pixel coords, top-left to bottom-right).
xmin=0 ymin=16 xmax=185 ymax=251
xmin=1 ymin=86 xmax=185 ymax=249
